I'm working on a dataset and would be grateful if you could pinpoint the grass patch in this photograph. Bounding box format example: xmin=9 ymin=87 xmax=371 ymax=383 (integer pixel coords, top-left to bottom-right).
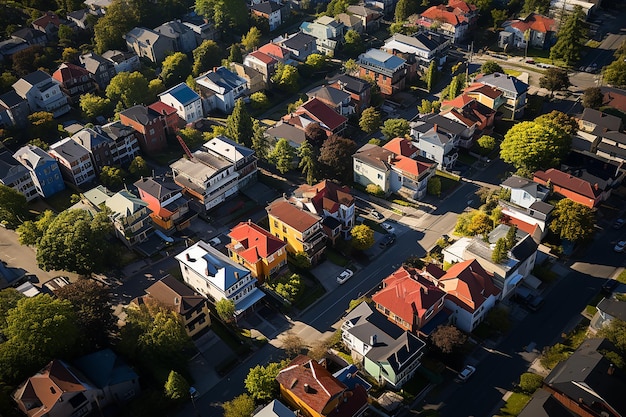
xmin=505 ymin=69 xmax=523 ymax=77
xmin=617 ymin=269 xmax=626 ymax=284
xmin=148 ymin=146 xmax=184 ymax=166
xmin=400 ymin=372 xmax=430 ymax=401
xmin=292 ymin=271 xmax=326 ymax=310
xmin=435 ymin=169 xmax=460 ymax=181
xmin=326 ymin=247 xmax=350 ymax=267
xmin=585 ymin=39 xmax=601 ymax=48
xmin=585 ymin=305 xmax=598 ymax=316
xmin=457 ymin=152 xmax=478 ymax=166
xmin=499 ymin=392 xmax=531 ymax=416
xmin=335 ymin=350 xmax=353 ymax=364
xmin=43 ymin=187 xmax=76 ymax=212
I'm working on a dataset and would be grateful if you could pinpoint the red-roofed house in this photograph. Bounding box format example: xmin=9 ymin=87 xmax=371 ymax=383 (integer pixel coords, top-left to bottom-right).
xmin=52 ymin=63 xmax=96 ymax=105
xmin=464 ymin=83 xmax=506 ymax=112
xmin=276 ymin=355 xmax=369 ymax=417
xmin=372 ymin=266 xmax=447 ymax=334
xmin=416 ymin=0 xmax=478 ymax=42
xmin=533 ymin=168 xmax=606 ymax=208
xmin=424 ymin=259 xmax=500 ymax=332
xmin=227 ymin=220 xmax=287 ymax=283
xmin=147 ymin=101 xmax=181 ymax=134
xmin=498 ymin=13 xmax=556 ymax=50
xmin=243 ymin=50 xmax=279 ymax=84
xmin=441 ymin=94 xmax=496 ymax=134
xmin=32 ymin=11 xmax=63 ymax=39
xmin=258 ymin=42 xmax=292 ymax=64
xmin=284 ymin=98 xmax=348 ymax=135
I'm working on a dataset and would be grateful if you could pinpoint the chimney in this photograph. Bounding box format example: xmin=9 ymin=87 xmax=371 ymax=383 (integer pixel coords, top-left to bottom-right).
xmin=235 ymin=271 xmax=239 ymax=280
xmin=608 ymin=363 xmax=615 ymax=375
xmin=594 ymin=183 xmax=599 ymax=190
xmin=434 ymin=124 xmax=438 ymax=132
xmin=424 ymin=285 xmax=428 ymax=294
xmin=370 ymin=334 xmax=377 ymax=345
xmin=387 ymin=154 xmax=393 ymax=164
xmin=186 ymin=253 xmax=191 ymax=261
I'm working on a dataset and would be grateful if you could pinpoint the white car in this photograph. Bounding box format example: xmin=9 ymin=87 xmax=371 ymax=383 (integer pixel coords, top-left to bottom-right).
xmin=382 ymin=222 xmax=395 ymax=233
xmin=337 ymin=269 xmax=354 ymax=284
xmin=209 ymin=236 xmax=221 ymax=246
xmin=370 ymin=209 xmax=384 ymax=220
xmin=457 ymin=365 xmax=476 ymax=382
xmin=614 ymin=241 xmax=626 ymax=253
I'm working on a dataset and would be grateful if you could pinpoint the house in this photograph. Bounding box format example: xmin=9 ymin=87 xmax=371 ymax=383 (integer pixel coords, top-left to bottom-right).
xmin=254 ymin=400 xmax=297 ymax=417
xmin=443 ymin=224 xmax=539 ymax=299
xmin=277 ymin=32 xmax=317 ymax=62
xmin=84 ymin=0 xmax=112 ymax=16
xmin=266 ymin=121 xmax=307 ymax=150
xmin=0 ymin=38 xmax=29 ymax=61
xmin=0 ymin=90 xmax=29 ymax=128
xmin=499 ymin=175 xmax=553 ymax=239
xmin=440 ymin=94 xmax=496 ymax=133
xmin=124 ymin=27 xmax=176 ymax=64
xmin=533 ymin=168 xmax=606 ymax=208
xmin=600 ymin=86 xmax=626 ymax=113
xmin=202 ymin=135 xmax=258 ymax=188
xmin=66 ymin=9 xmax=90 ymax=29
xmin=32 ymin=12 xmax=63 ymax=39
xmin=266 ymin=199 xmax=326 ymax=265
xmin=52 ymin=62 xmax=97 ymax=105
xmin=276 ymin=355 xmax=369 ymax=417
xmin=549 ymin=0 xmax=597 ymax=16
xmin=230 ymin=63 xmax=266 ymax=94
xmin=346 ymin=4 xmax=383 ymax=31
xmin=105 ymin=189 xmax=153 ymax=247
xmin=474 ymin=72 xmax=528 ymax=120
xmin=11 ymin=27 xmax=47 ymax=47
xmin=79 ymin=52 xmax=117 ymax=90
xmin=49 ymin=138 xmax=96 ymax=186
xmin=147 ymin=101 xmax=181 ymax=134
xmin=299 ymin=16 xmax=344 ymax=57
xmin=498 ymin=13 xmax=556 ymax=50
xmin=464 ymin=83 xmax=506 ymax=113
xmin=0 ymin=149 xmax=37 ymax=201
xmin=13 ymin=145 xmax=65 ymax=198
xmin=372 ymin=266 xmax=448 ymax=335
xmin=578 ymin=108 xmax=623 ymax=134
xmin=335 ymin=13 xmax=363 ymax=33
xmin=342 ymin=301 xmax=427 ymax=388
xmin=133 ymin=275 xmax=210 ymax=338
xmin=306 ymin=85 xmax=355 ymax=116
xmin=243 ymin=50 xmax=279 ymax=84
xmin=181 ymin=12 xmax=219 ymax=43
xmin=195 ymin=66 xmax=248 ymax=114
xmin=358 ymin=49 xmax=407 ymax=97
xmin=283 ymin=97 xmax=348 ymax=135
xmin=291 ymin=180 xmax=355 ymax=240
xmin=154 ymin=20 xmax=197 ymax=53
xmin=258 ymin=42 xmax=293 ymax=64
xmin=593 ymin=130 xmax=626 ymax=164
xmin=590 ymin=298 xmax=626 ymax=333
xmin=175 ymin=240 xmax=266 ymax=318
xmin=251 ymin=1 xmax=287 ymax=31
xmin=12 ymin=70 xmax=70 ymax=117
xmin=158 ymin=83 xmax=203 ymax=124
xmin=409 ymin=120 xmax=459 ymax=168
xmin=421 ymin=259 xmax=500 ymax=332
xmin=170 ymin=150 xmax=239 ymax=211
xmin=517 ymin=388 xmax=579 ymax=417
xmin=134 ymin=176 xmax=192 ymax=231
xmin=415 ymin=111 xmax=476 ymax=150
xmin=327 ymin=74 xmax=371 ymax=112
xmin=227 ymin=220 xmax=287 ymax=283
xmin=382 ymin=31 xmax=451 ymax=71
xmin=97 ymin=120 xmax=142 ymax=166
xmin=416 ymin=0 xmax=478 ymax=43
xmin=71 ymin=128 xmax=115 ymax=173
xmin=119 ymin=105 xmax=168 ymax=154
xmin=101 ymin=49 xmax=141 ymax=74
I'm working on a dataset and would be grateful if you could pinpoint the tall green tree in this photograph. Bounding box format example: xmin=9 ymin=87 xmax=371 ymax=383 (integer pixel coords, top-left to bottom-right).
xmin=129 ymin=156 xmax=151 ymax=178
xmin=343 ymin=29 xmax=364 ymax=57
xmin=80 ymin=93 xmax=114 ymax=120
xmin=582 ymin=87 xmax=604 ymax=109
xmin=0 ymin=72 xmax=17 ymax=92
xmin=223 ymin=394 xmax=256 ymax=417
xmin=0 ymin=288 xmax=24 ymax=328
xmin=394 ymin=0 xmax=416 ymax=22
xmin=241 ymin=27 xmax=262 ymax=52
xmin=550 ymin=6 xmax=587 ymax=66
xmin=381 ymin=118 xmax=410 ymax=140
xmin=492 ymin=238 xmax=508 ymax=263
xmin=448 ymin=73 xmax=466 ymax=99
xmin=251 ymin=119 xmax=269 ymax=161
xmin=539 ymin=68 xmax=571 ymax=96
xmin=549 ymin=199 xmax=595 ymax=242
xmin=178 ymin=127 xmax=205 ymax=149
xmin=603 ymin=59 xmax=626 ymax=88
xmin=28 ymin=111 xmax=56 ymax=140
xmin=106 ymin=71 xmax=151 ymax=107
xmin=250 ymin=91 xmax=269 ymax=110
xmin=244 ymin=361 xmax=286 ymax=401
xmin=319 ymin=135 xmax=357 ymax=181
xmin=305 ymin=53 xmax=326 ymax=71
xmin=164 ymin=371 xmax=190 ymax=401
xmin=228 ymin=44 xmax=243 ymax=64
xmin=298 ymin=140 xmax=317 ymax=185
xmin=535 ymin=110 xmax=578 ymax=136
xmin=522 ymin=0 xmax=550 ymax=14
xmin=272 ymin=64 xmax=300 ymax=93
xmin=481 ymin=60 xmax=504 ymax=74
xmin=491 ymin=9 xmax=508 ymax=29
xmin=359 ymin=107 xmax=381 ymax=134
xmin=215 ymin=298 xmax=235 ymax=322
xmin=93 ymin=0 xmax=139 ymax=53
xmin=161 ymin=52 xmax=192 ymax=87
xmin=351 ymin=224 xmax=374 ymax=250
xmin=0 ymin=184 xmax=27 ymax=228
xmin=17 ymin=209 xmax=56 ymax=246
xmin=269 ymin=138 xmax=296 ymax=174
xmin=192 ymin=40 xmax=222 ymax=76
xmin=430 ymin=324 xmax=467 ymax=354
xmin=99 ymin=166 xmax=127 ymax=189
xmin=225 ymin=99 xmax=254 ymax=148
xmin=424 ymin=60 xmax=438 ymax=92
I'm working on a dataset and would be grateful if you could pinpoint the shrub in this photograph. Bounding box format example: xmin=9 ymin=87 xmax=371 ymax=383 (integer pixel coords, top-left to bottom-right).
xmin=365 ymin=183 xmax=385 ymax=197
xmin=518 ymin=373 xmax=543 ymax=394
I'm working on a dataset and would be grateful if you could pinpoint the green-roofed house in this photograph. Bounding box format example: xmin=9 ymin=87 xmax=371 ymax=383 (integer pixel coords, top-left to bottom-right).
xmin=105 ymin=190 xmax=153 ymax=247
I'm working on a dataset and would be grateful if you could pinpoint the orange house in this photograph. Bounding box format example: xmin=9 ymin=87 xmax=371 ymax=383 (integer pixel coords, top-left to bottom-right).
xmin=533 ymin=168 xmax=605 ymax=208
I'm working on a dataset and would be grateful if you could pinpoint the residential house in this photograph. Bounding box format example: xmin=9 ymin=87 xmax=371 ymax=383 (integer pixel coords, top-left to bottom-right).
xmin=590 ymin=298 xmax=626 ymax=334
xmin=291 ymin=180 xmax=355 ymax=240
xmin=593 ymin=130 xmax=626 ymax=163
xmin=133 ymin=275 xmax=210 ymax=338
xmin=499 ymin=175 xmax=553 ymax=239
xmin=299 ymin=16 xmax=344 ymax=57
xmin=158 ymin=82 xmax=203 ymax=124
xmin=421 ymin=259 xmax=500 ymax=332
xmin=276 ymin=355 xmax=369 ymax=417
xmin=251 ymin=1 xmax=287 ymax=31
xmin=549 ymin=0 xmax=597 ymax=16
xmin=517 ymin=388 xmax=577 ymax=417
xmin=134 ymin=176 xmax=192 ymax=231
xmin=440 ymin=94 xmax=496 ymax=133
xmin=266 ymin=199 xmax=326 ymax=265
xmin=80 ymin=52 xmax=117 ymax=90
xmin=147 ymin=101 xmax=181 ymax=134
xmin=52 ymin=62 xmax=97 ymax=105
xmin=230 ymin=62 xmax=266 ymax=94
xmin=277 ymin=32 xmax=317 ymax=62
xmin=443 ymin=224 xmax=539 ymax=299
xmin=11 ymin=27 xmax=47 ymax=47
xmin=181 ymin=12 xmax=219 ymax=43
xmin=372 ymin=266 xmax=448 ymax=335
xmin=533 ymin=168 xmax=606 ymax=208
xmin=498 ymin=13 xmax=556 ymax=50
xmin=416 ymin=0 xmax=478 ymax=43
xmin=306 ymin=85 xmax=355 ymax=116
xmin=13 ymin=145 xmax=65 ymax=198
xmin=12 ymin=70 xmax=70 ymax=117
xmin=474 ymin=72 xmax=528 ymax=120
xmin=327 ymin=74 xmax=371 ymax=112
xmin=258 ymin=42 xmax=293 ymax=64
xmin=0 ymin=149 xmax=37 ymax=201
xmin=202 ymin=135 xmax=257 ymax=188
xmin=347 ymin=4 xmax=382 ymax=31
xmin=600 ymin=86 xmax=626 ymax=113
xmin=464 ymin=83 xmax=506 ymax=113
xmin=49 ymin=138 xmax=96 ymax=186
xmin=195 ymin=66 xmax=248 ymax=114
xmin=254 ymin=400 xmax=297 ymax=417
xmin=175 ymin=240 xmax=266 ymax=317
xmin=562 ymin=148 xmax=626 ymax=190
xmin=97 ymin=120 xmax=142 ymax=166
xmin=0 ymin=38 xmax=28 ymax=61
xmin=358 ymin=49 xmax=407 ymax=97
xmin=101 ymin=49 xmax=141 ymax=74
xmin=266 ymin=121 xmax=307 ymax=150
xmin=578 ymin=108 xmax=623 ymax=134
xmin=283 ymin=97 xmax=348 ymax=135
xmin=67 ymin=9 xmax=90 ymax=29
xmin=227 ymin=220 xmax=287 ymax=283
xmin=32 ymin=12 xmax=63 ymax=39
xmin=119 ymin=105 xmax=168 ymax=154
xmin=84 ymin=0 xmax=112 ymax=16
xmin=124 ymin=27 xmax=176 ymax=64
xmin=342 ymin=301 xmax=427 ymax=388
xmin=105 ymin=189 xmax=153 ymax=247
xmin=154 ymin=20 xmax=197 ymax=53
xmin=409 ymin=120 xmax=459 ymax=168
xmin=71 ymin=127 xmax=115 ymax=173
xmin=382 ymin=31 xmax=451 ymax=71
xmin=243 ymin=50 xmax=278 ymax=85
xmin=0 ymin=90 xmax=29 ymax=128
xmin=170 ymin=150 xmax=239 ymax=211
xmin=415 ymin=111 xmax=476 ymax=149
xmin=335 ymin=13 xmax=363 ymax=33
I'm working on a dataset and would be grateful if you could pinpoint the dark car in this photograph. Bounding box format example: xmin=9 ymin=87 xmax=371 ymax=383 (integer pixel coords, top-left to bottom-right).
xmin=379 ymin=233 xmax=396 ymax=248
xmin=602 ymin=279 xmax=619 ymax=295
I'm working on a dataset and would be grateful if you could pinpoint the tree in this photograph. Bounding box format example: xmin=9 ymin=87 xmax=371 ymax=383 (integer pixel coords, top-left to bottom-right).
xmin=304 ymin=122 xmax=327 ymax=147
xmin=491 ymin=9 xmax=508 ymax=29
xmin=99 ymin=165 xmax=127 ymax=189
xmin=319 ymin=135 xmax=357 ymax=181
xmin=359 ymin=107 xmax=381 ymax=134
xmin=192 ymin=40 xmax=222 ymax=76
xmin=225 ymin=99 xmax=254 ymax=147
xmin=129 ymin=156 xmax=150 ymax=178
xmin=164 ymin=371 xmax=190 ymax=401
xmin=603 ymin=59 xmax=626 ymax=87
xmin=178 ymin=127 xmax=205 ymax=149
xmin=58 ymin=25 xmax=75 ymax=48
xmin=269 ymin=138 xmax=296 ymax=174
xmin=343 ymin=58 xmax=359 ymax=74
xmin=430 ymin=324 xmax=467 ymax=354
xmin=481 ymin=60 xmax=504 ymax=75
xmin=467 ymin=211 xmax=493 ymax=235
xmin=550 ymin=6 xmax=587 ymax=66
xmin=80 ymin=93 xmax=113 ymax=120
xmin=539 ymin=68 xmax=571 ymax=96
xmin=93 ymin=0 xmax=139 ymax=53
xmin=241 ymin=27 xmax=262 ymax=52
xmin=519 ymin=373 xmax=543 ymax=394
xmin=535 ymin=110 xmax=578 ymax=136
xmin=477 ymin=135 xmax=496 ymax=156
xmin=250 ymin=91 xmax=269 ymax=109
xmin=61 ymin=47 xmax=80 ymax=63
xmin=305 ymin=53 xmax=326 ymax=71
xmin=381 ymin=118 xmax=410 ymax=140
xmin=424 ymin=60 xmax=438 ymax=92
xmin=272 ymin=63 xmax=299 ymax=93
xmin=216 ymin=298 xmax=235 ymax=322
xmin=582 ymin=87 xmax=604 ymax=109
xmin=287 ymin=97 xmax=305 ymax=114
xmin=598 ymin=319 xmax=626 ymax=352
xmin=549 ymin=199 xmax=595 ymax=242
xmin=448 ymin=73 xmax=466 ymax=99
xmin=505 ymin=224 xmax=517 ymax=249
xmin=17 ymin=210 xmax=56 ymax=246
xmin=37 ymin=210 xmax=113 ymax=274
xmin=273 ymin=273 xmax=304 ymax=302
xmin=228 ymin=44 xmax=243 ymax=64
xmin=28 ymin=111 xmax=56 ymax=140
xmin=0 ymin=184 xmax=27 ymax=228
xmin=244 ymin=361 xmax=286 ymax=401
xmin=251 ymin=119 xmax=269 ymax=161
xmin=427 ymin=177 xmax=442 ymax=197
xmin=0 ymin=288 xmax=24 ymax=328
xmin=343 ymin=29 xmax=364 ymax=57
xmin=223 ymin=394 xmax=256 ymax=417
xmin=161 ymin=52 xmax=192 ymax=87
xmin=291 ymin=251 xmax=311 ymax=270
xmin=281 ymin=332 xmax=305 ymax=357
xmin=351 ymin=224 xmax=375 ymax=250
xmin=298 ymin=140 xmax=317 ymax=185
xmin=148 ymin=78 xmax=165 ymax=103
xmin=523 ymin=0 xmax=550 ymax=14
xmin=11 ymin=45 xmax=54 ymax=75
xmin=106 ymin=71 xmax=150 ymax=107
xmin=0 ymin=71 xmax=17 ymax=92
xmin=492 ymin=238 xmax=508 ymax=263
xmin=395 ymin=0 xmax=416 ymax=22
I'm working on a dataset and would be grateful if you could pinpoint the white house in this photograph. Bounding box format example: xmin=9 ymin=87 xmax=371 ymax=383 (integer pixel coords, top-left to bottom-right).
xmin=202 ymin=135 xmax=257 ymax=189
xmin=48 ymin=138 xmax=96 ymax=186
xmin=101 ymin=49 xmax=141 ymax=74
xmin=382 ymin=31 xmax=451 ymax=69
xmin=12 ymin=70 xmax=70 ymax=117
xmin=500 ymin=175 xmax=553 ymax=239
xmin=175 ymin=240 xmax=265 ymax=317
xmin=410 ymin=120 xmax=459 ymax=169
xmin=195 ymin=66 xmax=248 ymax=114
xmin=158 ymin=82 xmax=203 ymax=124
xmin=299 ymin=16 xmax=344 ymax=56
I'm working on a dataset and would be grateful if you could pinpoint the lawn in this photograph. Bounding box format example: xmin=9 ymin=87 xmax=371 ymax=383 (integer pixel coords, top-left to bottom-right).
xmin=148 ymin=146 xmax=184 ymax=166
xmin=504 ymin=69 xmax=522 ymax=77
xmin=617 ymin=269 xmax=626 ymax=283
xmin=499 ymin=392 xmax=531 ymax=416
xmin=457 ymin=152 xmax=478 ymax=166
xmin=210 ymin=313 xmax=250 ymax=356
xmin=325 ymin=247 xmax=350 ymax=267
xmin=43 ymin=188 xmax=76 ymax=213
xmin=292 ymin=271 xmax=326 ymax=310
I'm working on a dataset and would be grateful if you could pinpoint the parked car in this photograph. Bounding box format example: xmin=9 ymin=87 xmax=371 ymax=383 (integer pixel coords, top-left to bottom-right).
xmin=209 ymin=236 xmax=222 ymax=246
xmin=370 ymin=209 xmax=384 ymax=220
xmin=613 ymin=218 xmax=625 ymax=229
xmin=525 ymin=59 xmax=535 ymax=64
xmin=457 ymin=365 xmax=476 ymax=382
xmin=379 ymin=233 xmax=396 ymax=248
xmin=602 ymin=278 xmax=619 ymax=295
xmin=614 ymin=241 xmax=626 ymax=253
xmin=381 ymin=222 xmax=395 ymax=233
xmin=526 ymin=295 xmax=544 ymax=312
xmin=43 ymin=276 xmax=71 ymax=293
xmin=337 ymin=269 xmax=354 ymax=284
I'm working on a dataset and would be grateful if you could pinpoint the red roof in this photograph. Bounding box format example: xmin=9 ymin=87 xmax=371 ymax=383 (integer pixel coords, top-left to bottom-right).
xmin=533 ymin=168 xmax=603 ymax=200
xmin=148 ymin=101 xmax=178 ymax=116
xmin=509 ymin=13 xmax=556 ymax=34
xmin=439 ymin=259 xmax=500 ymax=312
xmin=227 ymin=221 xmax=286 ymax=265
xmin=420 ymin=0 xmax=475 ymax=26
xmin=448 ymin=0 xmax=477 ymax=13
xmin=33 ymin=12 xmax=61 ymax=28
xmin=52 ymin=62 xmax=91 ymax=83
xmin=294 ymin=180 xmax=354 ymax=215
xmin=391 ymin=154 xmax=434 ymax=177
xmin=383 ymin=137 xmax=418 ymax=157
xmin=442 ymin=94 xmax=475 ymax=110
xmin=295 ymin=98 xmax=347 ymax=131
xmin=465 ymin=83 xmax=504 ymax=100
xmin=266 ymin=199 xmax=321 ymax=233
xmin=248 ymin=50 xmax=277 ymax=66
xmin=258 ymin=42 xmax=290 ymax=60
xmin=602 ymin=88 xmax=626 ymax=113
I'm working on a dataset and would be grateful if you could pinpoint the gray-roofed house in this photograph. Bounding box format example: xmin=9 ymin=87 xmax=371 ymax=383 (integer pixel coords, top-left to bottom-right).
xmin=158 ymin=82 xmax=203 ymax=123
xmin=67 ymin=9 xmax=90 ymax=29
xmin=97 ymin=121 xmax=141 ymax=166
xmin=475 ymin=72 xmax=528 ymax=120
xmin=409 ymin=119 xmax=459 ymax=169
xmin=49 ymin=137 xmax=96 ymax=186
xmin=499 ymin=175 xmax=553 ymax=240
xmin=12 ymin=70 xmax=70 ymax=117
xmin=266 ymin=121 xmax=307 ymax=150
xmin=134 ymin=176 xmax=192 ymax=231
xmin=103 ymin=189 xmax=153 ymax=247
xmin=335 ymin=13 xmax=364 ymax=33
xmin=203 ymin=135 xmax=257 ymax=188
xmin=229 ymin=62 xmax=266 ymax=94
xmin=254 ymin=399 xmax=296 ymax=417
xmin=13 ymin=145 xmax=65 ymax=198
xmin=195 ymin=66 xmax=248 ymax=114
xmin=154 ymin=20 xmax=197 ymax=53
xmin=277 ymin=32 xmax=317 ymax=62
xmin=101 ymin=49 xmax=141 ymax=74
xmin=0 ymin=38 xmax=29 ymax=61
xmin=299 ymin=16 xmax=344 ymax=56
xmin=124 ymin=27 xmax=176 ymax=64
xmin=181 ymin=12 xmax=219 ymax=43
xmin=347 ymin=4 xmax=383 ymax=31
xmin=383 ymin=31 xmax=451 ymax=70
xmin=250 ymin=1 xmax=287 ymax=31
xmin=0 ymin=148 xmax=37 ymax=201
xmin=175 ymin=240 xmax=266 ymax=318
xmin=307 ymin=85 xmax=355 ymax=116
xmin=71 ymin=127 xmax=114 ymax=173
xmin=80 ymin=52 xmax=116 ymax=90
xmin=0 ymin=90 xmax=29 ymax=128
xmin=327 ymin=74 xmax=371 ymax=112
xmin=590 ymin=298 xmax=626 ymax=333
xmin=11 ymin=27 xmax=47 ymax=46
xmin=357 ymin=49 xmax=407 ymax=97
xmin=342 ymin=301 xmax=426 ymax=388
xmin=579 ymin=108 xmax=623 ymax=134
xmin=517 ymin=388 xmax=578 ymax=417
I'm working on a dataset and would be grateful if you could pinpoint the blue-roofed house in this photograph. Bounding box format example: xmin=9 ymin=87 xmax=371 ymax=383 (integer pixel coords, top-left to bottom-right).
xmin=357 ymin=49 xmax=407 ymax=97
xmin=73 ymin=349 xmax=140 ymax=404
xmin=195 ymin=66 xmax=248 ymax=114
xmin=175 ymin=240 xmax=265 ymax=319
xmin=333 ymin=364 xmax=372 ymax=392
xmin=13 ymin=145 xmax=65 ymax=198
xmin=158 ymin=82 xmax=203 ymax=124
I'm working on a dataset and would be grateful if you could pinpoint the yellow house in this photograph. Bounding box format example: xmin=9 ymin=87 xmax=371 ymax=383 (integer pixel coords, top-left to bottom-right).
xmin=465 ymin=83 xmax=505 ymax=111
xmin=227 ymin=220 xmax=287 ymax=284
xmin=266 ymin=199 xmax=326 ymax=265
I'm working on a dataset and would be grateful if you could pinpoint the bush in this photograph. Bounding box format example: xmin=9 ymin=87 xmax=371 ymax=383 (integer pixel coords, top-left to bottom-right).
xmin=427 ymin=177 xmax=442 ymax=197
xmin=518 ymin=373 xmax=543 ymax=394
xmin=365 ymin=183 xmax=385 ymax=197
xmin=540 ymin=343 xmax=570 ymax=369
